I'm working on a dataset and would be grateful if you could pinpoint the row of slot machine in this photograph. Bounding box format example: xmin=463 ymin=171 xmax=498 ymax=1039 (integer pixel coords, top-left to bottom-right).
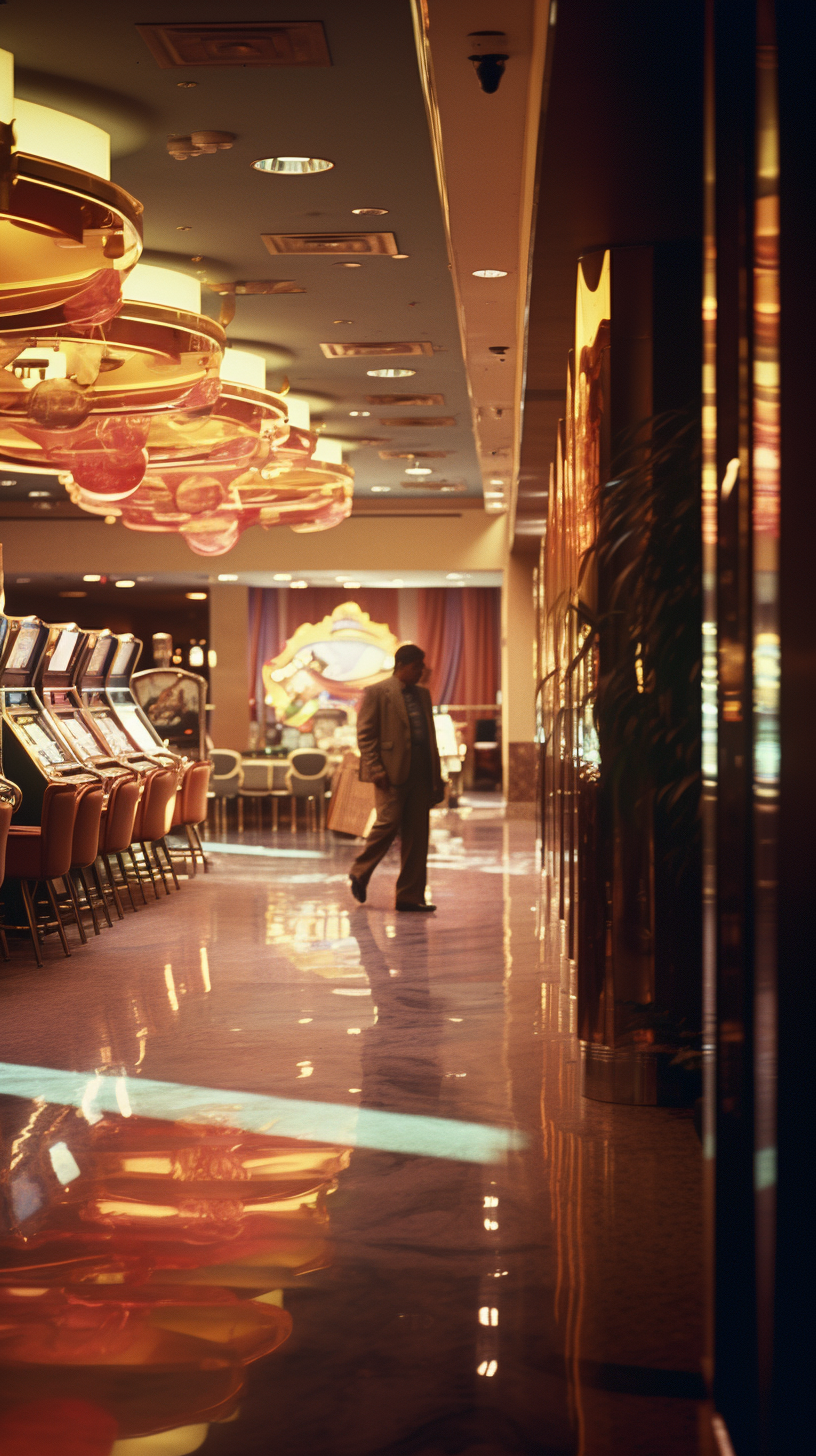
xmin=0 ymin=622 xmax=353 ymax=1447
xmin=0 ymin=613 xmax=203 ymax=826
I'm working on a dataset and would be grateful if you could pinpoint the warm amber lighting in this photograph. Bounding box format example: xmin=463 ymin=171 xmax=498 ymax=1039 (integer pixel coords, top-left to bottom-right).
xmin=253 ymin=156 xmax=333 ymax=174
xmin=221 ymin=348 xmax=267 ymax=390
xmin=186 ymin=591 xmax=208 ymax=600
xmin=122 ymin=262 xmax=201 ymax=313
xmin=13 ymin=97 xmax=110 ymax=178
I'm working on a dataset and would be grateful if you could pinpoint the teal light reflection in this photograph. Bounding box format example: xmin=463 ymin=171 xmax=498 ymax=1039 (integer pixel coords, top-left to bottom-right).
xmin=0 ymin=1062 xmax=525 ymax=1165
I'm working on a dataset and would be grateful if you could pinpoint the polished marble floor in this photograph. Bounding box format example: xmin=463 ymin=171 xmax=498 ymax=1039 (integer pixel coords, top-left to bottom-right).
xmin=0 ymin=800 xmax=707 ymax=1455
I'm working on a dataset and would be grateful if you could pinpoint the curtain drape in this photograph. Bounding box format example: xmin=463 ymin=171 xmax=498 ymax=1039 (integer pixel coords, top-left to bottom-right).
xmin=249 ymin=585 xmax=500 ymax=721
xmin=417 ymin=587 xmax=500 ymax=705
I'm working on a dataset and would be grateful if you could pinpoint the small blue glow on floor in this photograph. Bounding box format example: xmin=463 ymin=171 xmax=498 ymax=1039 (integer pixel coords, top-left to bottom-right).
xmin=0 ymin=1062 xmax=525 ymax=1164
xmin=201 ymin=841 xmax=326 ymax=860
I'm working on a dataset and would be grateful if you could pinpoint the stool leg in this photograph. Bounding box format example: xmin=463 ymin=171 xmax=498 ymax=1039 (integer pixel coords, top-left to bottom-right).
xmin=102 ymin=856 xmax=124 ymax=919
xmin=78 ymin=869 xmax=101 ymax=935
xmin=91 ymin=861 xmax=114 ymax=927
xmin=64 ymin=873 xmax=88 ymax=943
xmin=184 ymin=824 xmax=197 ymax=876
xmin=128 ymin=847 xmax=150 ymax=903
xmin=272 ymin=798 xmax=279 ymax=832
xmin=149 ymin=841 xmax=171 ymax=896
xmin=159 ymin=837 xmax=181 ymax=891
xmin=117 ymin=851 xmax=141 ymax=909
xmin=238 ymin=797 xmax=244 ymax=834
xmin=0 ymin=926 xmax=9 ymax=961
xmin=191 ymin=823 xmax=208 ymax=872
xmin=20 ymin=881 xmax=44 ymax=966
xmin=291 ymin=795 xmax=297 ymax=832
xmin=45 ymin=881 xmax=71 ymax=958
xmin=138 ymin=843 xmax=161 ymax=900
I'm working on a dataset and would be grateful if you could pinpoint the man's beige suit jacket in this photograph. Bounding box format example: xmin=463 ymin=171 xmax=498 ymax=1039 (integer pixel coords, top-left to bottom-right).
xmin=356 ymin=675 xmax=442 ymax=788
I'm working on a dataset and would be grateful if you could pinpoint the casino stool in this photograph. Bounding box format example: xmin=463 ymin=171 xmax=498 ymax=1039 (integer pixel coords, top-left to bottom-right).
xmin=0 ymin=776 xmax=22 ymax=960
xmin=60 ymin=781 xmax=108 ymax=941
xmin=171 ymin=760 xmax=211 ymax=875
xmin=210 ymin=749 xmax=243 ymax=833
xmin=98 ymin=773 xmax=142 ymax=916
xmin=130 ymin=766 xmax=180 ymax=899
xmin=3 ymin=781 xmax=80 ymax=965
xmin=287 ymin=749 xmax=330 ymax=831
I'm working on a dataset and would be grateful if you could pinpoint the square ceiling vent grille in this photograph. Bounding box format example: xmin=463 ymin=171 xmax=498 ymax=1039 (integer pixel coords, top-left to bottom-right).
xmin=365 ymin=393 xmax=445 ymax=405
xmin=320 ymin=341 xmax=434 ymax=359
xmin=262 ymin=232 xmax=398 ymax=257
xmin=379 ymin=416 xmax=457 ymax=428
xmin=137 ymin=22 xmax=330 ymax=68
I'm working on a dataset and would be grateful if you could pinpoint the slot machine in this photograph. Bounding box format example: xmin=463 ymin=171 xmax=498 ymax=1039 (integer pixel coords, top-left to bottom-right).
xmin=36 ymin=624 xmax=137 ymax=791
xmin=131 ymin=666 xmax=208 ymax=761
xmin=79 ymin=630 xmax=178 ymax=777
xmin=0 ymin=613 xmax=101 ymax=825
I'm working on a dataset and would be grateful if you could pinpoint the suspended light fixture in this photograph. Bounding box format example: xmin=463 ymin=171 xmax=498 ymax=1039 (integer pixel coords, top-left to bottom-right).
xmin=0 ymin=261 xmax=225 ymax=498
xmin=0 ymin=51 xmax=142 ymax=335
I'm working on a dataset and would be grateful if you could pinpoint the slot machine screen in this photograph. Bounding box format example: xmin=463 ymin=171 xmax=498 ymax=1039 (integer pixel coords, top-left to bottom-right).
xmin=116 ymin=705 xmax=161 ymax=754
xmin=7 ymin=626 xmax=41 ymax=673
xmin=111 ymin=642 xmax=137 ymax=680
xmin=87 ymin=638 xmax=110 ymax=678
xmin=95 ymin=713 xmax=136 ymax=756
xmin=49 ymin=631 xmax=79 ymax=675
xmin=15 ymin=714 xmax=66 ymax=765
xmin=61 ymin=715 xmax=100 ymax=759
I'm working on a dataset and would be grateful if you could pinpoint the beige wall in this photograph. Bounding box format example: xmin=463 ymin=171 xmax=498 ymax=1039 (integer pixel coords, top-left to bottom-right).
xmin=501 ymin=552 xmax=537 ymax=802
xmin=0 ymin=510 xmax=507 ymax=577
xmin=209 ymin=584 xmax=251 ymax=749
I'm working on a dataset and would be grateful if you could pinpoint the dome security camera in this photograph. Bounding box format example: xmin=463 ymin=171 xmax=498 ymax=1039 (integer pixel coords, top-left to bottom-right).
xmin=467 ymin=31 xmax=509 ymax=94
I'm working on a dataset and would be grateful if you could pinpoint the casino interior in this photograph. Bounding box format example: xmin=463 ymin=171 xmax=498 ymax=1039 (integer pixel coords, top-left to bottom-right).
xmin=0 ymin=4 xmax=810 ymax=1455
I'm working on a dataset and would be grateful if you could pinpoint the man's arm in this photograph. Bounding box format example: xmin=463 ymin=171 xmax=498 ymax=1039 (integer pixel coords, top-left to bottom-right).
xmin=356 ymin=686 xmax=390 ymax=787
xmin=420 ymin=686 xmax=445 ymax=802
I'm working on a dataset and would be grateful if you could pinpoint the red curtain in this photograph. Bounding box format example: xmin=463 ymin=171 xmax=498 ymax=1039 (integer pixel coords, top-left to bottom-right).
xmin=417 ymin=588 xmax=500 ymax=705
xmin=284 ymin=588 xmax=401 ymax=640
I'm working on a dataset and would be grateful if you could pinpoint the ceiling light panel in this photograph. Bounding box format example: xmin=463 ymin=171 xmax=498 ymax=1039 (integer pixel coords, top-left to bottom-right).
xmin=137 ymin=22 xmax=331 ymax=69
xmin=320 ymin=341 xmax=434 ymax=359
xmin=366 ymin=368 xmax=416 ymax=378
xmin=378 ymin=450 xmax=450 ymax=459
xmin=262 ymin=232 xmax=399 ymax=256
xmin=253 ymin=157 xmax=333 ymax=174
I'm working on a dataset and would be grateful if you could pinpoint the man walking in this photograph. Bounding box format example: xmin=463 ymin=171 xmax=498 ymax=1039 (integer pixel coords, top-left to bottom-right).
xmin=349 ymin=643 xmax=444 ymax=912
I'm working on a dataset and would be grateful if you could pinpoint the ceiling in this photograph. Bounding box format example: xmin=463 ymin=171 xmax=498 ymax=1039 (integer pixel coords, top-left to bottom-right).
xmin=0 ymin=0 xmax=492 ymax=505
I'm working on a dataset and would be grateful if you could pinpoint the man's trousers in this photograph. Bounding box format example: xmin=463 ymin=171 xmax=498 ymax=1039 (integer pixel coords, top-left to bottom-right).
xmin=350 ymin=754 xmax=432 ymax=907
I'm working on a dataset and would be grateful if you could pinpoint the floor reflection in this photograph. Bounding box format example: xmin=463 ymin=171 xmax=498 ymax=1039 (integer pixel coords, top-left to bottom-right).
xmin=0 ymin=805 xmax=703 ymax=1455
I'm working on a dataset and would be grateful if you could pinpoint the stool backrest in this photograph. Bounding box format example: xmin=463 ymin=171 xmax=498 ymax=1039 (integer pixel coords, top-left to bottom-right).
xmin=71 ymin=782 xmax=105 ymax=869
xmin=241 ymin=760 xmax=272 ymax=792
xmin=211 ymin=749 xmax=242 ymax=793
xmin=40 ymin=781 xmax=81 ymax=881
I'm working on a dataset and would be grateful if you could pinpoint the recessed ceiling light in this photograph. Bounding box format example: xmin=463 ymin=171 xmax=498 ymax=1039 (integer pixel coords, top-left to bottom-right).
xmin=82 ymin=574 xmax=102 ymax=583
xmin=252 ymin=157 xmax=334 ymax=174
xmin=343 ymin=582 xmax=361 ymax=589
xmin=177 ymin=81 xmax=198 ymax=88
xmin=349 ymin=411 xmax=360 ymax=417
xmin=289 ymin=580 xmax=308 ymax=589
xmin=367 ymin=368 xmax=416 ymax=378
xmin=473 ymin=269 xmax=507 ymax=278
xmin=186 ymin=591 xmax=208 ymax=600
xmin=176 ymin=226 xmax=192 ymax=232
xmin=218 ymin=573 xmax=239 ymax=581
xmin=405 ymin=466 xmax=432 ymax=475
xmin=336 ymin=262 xmax=362 ymax=268
xmin=392 ymin=254 xmax=409 ymax=260
xmin=104 ymin=515 xmax=117 ymax=525
xmin=334 ymin=319 xmax=353 ymax=324
xmin=352 ymin=207 xmax=388 ymax=215
xmin=59 ymin=590 xmax=86 ymax=598
xmin=446 ymin=572 xmax=466 ymax=580
xmin=490 ymin=477 xmax=505 ymax=485
xmin=28 ymin=490 xmax=50 ymax=498
xmin=1 ymin=479 xmax=14 ymax=487
xmin=115 ymin=579 xmax=136 ymax=588
xmin=371 ymin=486 xmax=391 ymax=493
xmin=274 ymin=573 xmax=293 ymax=581
xmin=440 ymin=486 xmax=457 ymax=493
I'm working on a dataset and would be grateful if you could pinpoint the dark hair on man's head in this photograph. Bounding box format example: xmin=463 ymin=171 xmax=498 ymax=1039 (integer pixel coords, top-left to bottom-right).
xmin=394 ymin=642 xmax=425 ymax=667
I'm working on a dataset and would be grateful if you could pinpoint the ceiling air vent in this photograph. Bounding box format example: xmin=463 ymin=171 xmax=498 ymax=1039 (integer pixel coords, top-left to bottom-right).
xmin=320 ymin=341 xmax=434 ymax=359
xmin=137 ymin=22 xmax=331 ymax=69
xmin=262 ymin=232 xmax=398 ymax=257
xmin=379 ymin=449 xmax=451 ymax=460
xmin=379 ymin=416 xmax=457 ymax=428
xmin=365 ymin=393 xmax=445 ymax=406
